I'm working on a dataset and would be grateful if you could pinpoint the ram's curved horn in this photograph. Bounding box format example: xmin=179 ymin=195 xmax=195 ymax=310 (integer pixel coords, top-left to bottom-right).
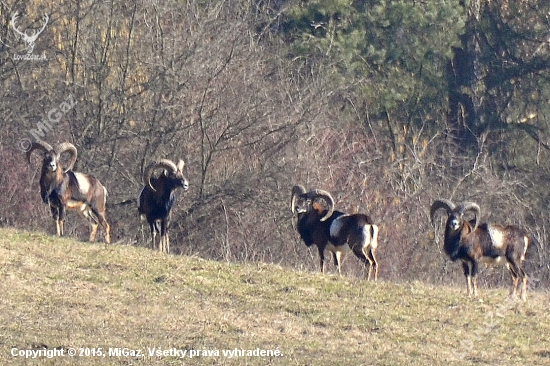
xmin=26 ymin=140 xmax=54 ymax=164
xmin=308 ymin=189 xmax=334 ymax=222
xmin=290 ymin=185 xmax=306 ymax=214
xmin=143 ymin=159 xmax=177 ymax=191
xmin=55 ymin=142 xmax=77 ymax=173
xmin=459 ymin=202 xmax=481 ymax=231
xmin=430 ymin=199 xmax=456 ymax=226
xmin=176 ymin=159 xmax=185 ymax=172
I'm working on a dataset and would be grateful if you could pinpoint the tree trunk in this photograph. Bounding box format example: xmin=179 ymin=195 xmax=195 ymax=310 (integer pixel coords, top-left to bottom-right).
xmin=447 ymin=0 xmax=484 ymax=147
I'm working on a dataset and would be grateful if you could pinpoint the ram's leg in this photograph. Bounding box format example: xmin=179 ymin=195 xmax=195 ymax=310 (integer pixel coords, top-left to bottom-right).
xmin=89 ymin=214 xmax=99 ymax=243
xmin=55 ymin=221 xmax=60 ymax=236
xmin=165 ymin=220 xmax=170 ymax=253
xmin=365 ymin=247 xmax=378 ymax=281
xmin=512 ymin=278 xmax=519 ymax=299
xmin=317 ymin=247 xmax=326 ymax=273
xmin=349 ymin=245 xmax=370 ymax=280
xmin=81 ymin=206 xmax=99 ymax=242
xmin=472 ymin=277 xmax=479 ymax=298
xmin=149 ymin=222 xmax=157 ymax=250
xmin=54 ymin=213 xmax=62 ymax=236
xmin=521 ymin=272 xmax=528 ymax=301
xmin=98 ymin=189 xmax=110 ymax=244
xmin=160 ymin=220 xmax=169 ymax=253
xmin=89 ymin=206 xmax=111 ymax=244
xmin=332 ymin=250 xmax=343 ymax=275
xmin=510 ymin=264 xmax=528 ymax=301
xmin=55 ymin=220 xmax=63 ymax=236
xmin=90 ymin=223 xmax=99 ymax=242
xmin=95 ymin=213 xmax=110 ymax=244
xmin=102 ymin=220 xmax=111 ymax=244
xmin=358 ymin=253 xmax=373 ymax=281
xmin=50 ymin=206 xmax=62 ymax=236
xmin=470 ymin=261 xmax=480 ymax=298
xmin=368 ymin=225 xmax=380 ymax=281
xmin=58 ymin=206 xmax=67 ymax=237
xmin=159 ymin=234 xmax=169 ymax=253
xmin=462 ymin=261 xmax=473 ymax=297
xmin=506 ymin=262 xmax=520 ymax=299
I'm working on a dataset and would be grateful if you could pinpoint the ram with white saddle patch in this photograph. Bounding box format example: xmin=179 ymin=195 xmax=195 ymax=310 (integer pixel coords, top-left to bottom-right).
xmin=27 ymin=140 xmax=110 ymax=243
xmin=291 ymin=185 xmax=380 ymax=280
xmin=430 ymin=199 xmax=529 ymax=300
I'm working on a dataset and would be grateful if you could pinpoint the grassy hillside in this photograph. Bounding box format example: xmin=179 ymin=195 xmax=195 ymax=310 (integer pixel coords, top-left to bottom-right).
xmin=0 ymin=228 xmax=548 ymax=365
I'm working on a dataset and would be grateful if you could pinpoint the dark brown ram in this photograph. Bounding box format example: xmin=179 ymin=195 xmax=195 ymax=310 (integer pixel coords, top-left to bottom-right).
xmin=138 ymin=159 xmax=189 ymax=253
xmin=291 ymin=185 xmax=380 ymax=280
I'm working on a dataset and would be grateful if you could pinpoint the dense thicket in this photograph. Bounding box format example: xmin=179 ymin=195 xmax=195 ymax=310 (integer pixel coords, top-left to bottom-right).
xmin=1 ymin=0 xmax=549 ymax=288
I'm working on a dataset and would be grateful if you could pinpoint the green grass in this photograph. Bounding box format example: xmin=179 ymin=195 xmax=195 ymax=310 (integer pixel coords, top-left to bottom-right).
xmin=0 ymin=228 xmax=548 ymax=365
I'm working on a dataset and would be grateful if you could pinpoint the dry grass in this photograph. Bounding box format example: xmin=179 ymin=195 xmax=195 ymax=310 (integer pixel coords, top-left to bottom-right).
xmin=0 ymin=228 xmax=548 ymax=365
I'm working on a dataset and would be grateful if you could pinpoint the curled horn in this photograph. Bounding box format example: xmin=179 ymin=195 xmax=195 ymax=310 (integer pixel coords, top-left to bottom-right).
xmin=55 ymin=142 xmax=77 ymax=173
xmin=26 ymin=140 xmax=54 ymax=164
xmin=308 ymin=189 xmax=334 ymax=222
xmin=291 ymin=185 xmax=306 ymax=214
xmin=176 ymin=159 xmax=185 ymax=172
xmin=144 ymin=159 xmax=177 ymax=191
xmin=459 ymin=202 xmax=481 ymax=231
xmin=430 ymin=199 xmax=456 ymax=226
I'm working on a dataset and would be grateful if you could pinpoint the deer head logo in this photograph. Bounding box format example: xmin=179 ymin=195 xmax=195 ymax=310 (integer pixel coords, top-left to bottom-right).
xmin=11 ymin=12 xmax=49 ymax=54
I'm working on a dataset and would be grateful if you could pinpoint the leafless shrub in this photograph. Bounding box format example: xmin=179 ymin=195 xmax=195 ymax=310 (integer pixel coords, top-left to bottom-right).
xmin=0 ymin=0 xmax=548 ymax=289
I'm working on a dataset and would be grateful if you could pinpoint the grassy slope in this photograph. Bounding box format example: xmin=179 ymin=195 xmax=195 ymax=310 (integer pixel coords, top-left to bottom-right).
xmin=0 ymin=228 xmax=548 ymax=365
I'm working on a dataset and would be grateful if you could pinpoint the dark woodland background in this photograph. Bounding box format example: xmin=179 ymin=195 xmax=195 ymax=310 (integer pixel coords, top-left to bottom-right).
xmin=1 ymin=0 xmax=549 ymax=289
